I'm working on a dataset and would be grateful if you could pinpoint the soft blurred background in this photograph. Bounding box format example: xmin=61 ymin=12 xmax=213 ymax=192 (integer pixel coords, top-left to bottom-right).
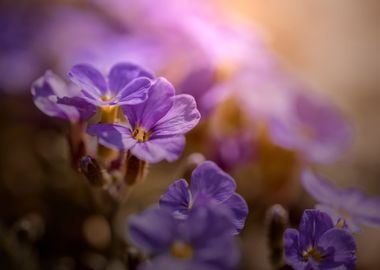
xmin=1 ymin=0 xmax=380 ymax=269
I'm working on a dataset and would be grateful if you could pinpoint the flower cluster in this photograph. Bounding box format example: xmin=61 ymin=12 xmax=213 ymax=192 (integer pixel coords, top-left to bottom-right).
xmin=32 ymin=62 xmax=200 ymax=191
xmin=128 ymin=161 xmax=247 ymax=270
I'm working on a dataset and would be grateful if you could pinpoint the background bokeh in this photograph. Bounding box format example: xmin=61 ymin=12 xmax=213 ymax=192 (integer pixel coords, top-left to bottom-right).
xmin=1 ymin=0 xmax=380 ymax=269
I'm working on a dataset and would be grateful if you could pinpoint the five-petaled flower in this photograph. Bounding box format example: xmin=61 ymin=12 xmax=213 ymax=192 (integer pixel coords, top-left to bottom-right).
xmin=302 ymin=169 xmax=380 ymax=232
xmin=159 ymin=161 xmax=248 ymax=234
xmin=87 ymin=78 xmax=201 ymax=163
xmin=128 ymin=207 xmax=239 ymax=270
xmin=284 ymin=209 xmax=356 ymax=270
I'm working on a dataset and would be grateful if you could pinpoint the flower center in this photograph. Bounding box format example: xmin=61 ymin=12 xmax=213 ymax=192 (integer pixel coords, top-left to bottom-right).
xmin=132 ymin=127 xmax=151 ymax=142
xmin=303 ymin=246 xmax=322 ymax=263
xmin=101 ymin=95 xmax=113 ymax=102
xmin=170 ymin=242 xmax=193 ymax=260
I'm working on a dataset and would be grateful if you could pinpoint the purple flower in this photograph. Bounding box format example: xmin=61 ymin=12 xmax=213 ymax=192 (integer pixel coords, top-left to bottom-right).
xmin=87 ymin=78 xmax=201 ymax=163
xmin=31 ymin=70 xmax=96 ymax=122
xmin=284 ymin=209 xmax=356 ymax=270
xmin=128 ymin=207 xmax=239 ymax=270
xmin=159 ymin=161 xmax=248 ymax=234
xmin=269 ymin=92 xmax=352 ymax=164
xmin=302 ymin=169 xmax=380 ymax=232
xmin=67 ymin=62 xmax=153 ymax=107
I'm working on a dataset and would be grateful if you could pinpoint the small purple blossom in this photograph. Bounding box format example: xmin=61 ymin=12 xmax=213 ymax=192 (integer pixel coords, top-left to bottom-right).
xmin=269 ymin=92 xmax=352 ymax=164
xmin=128 ymin=207 xmax=239 ymax=270
xmin=31 ymin=70 xmax=96 ymax=122
xmin=66 ymin=62 xmax=153 ymax=107
xmin=302 ymin=169 xmax=380 ymax=232
xmin=159 ymin=161 xmax=248 ymax=234
xmin=284 ymin=209 xmax=356 ymax=270
xmin=87 ymin=78 xmax=201 ymax=163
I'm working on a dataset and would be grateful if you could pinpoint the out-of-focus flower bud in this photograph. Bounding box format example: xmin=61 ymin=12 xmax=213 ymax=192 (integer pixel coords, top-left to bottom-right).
xmin=266 ymin=204 xmax=289 ymax=269
xmin=79 ymin=156 xmax=109 ymax=187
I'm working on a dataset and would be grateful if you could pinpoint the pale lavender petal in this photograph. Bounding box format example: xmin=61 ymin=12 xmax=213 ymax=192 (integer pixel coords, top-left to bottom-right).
xmin=87 ymin=123 xmax=137 ymax=150
xmin=301 ymin=169 xmax=342 ymax=206
xmin=130 ymin=135 xmax=185 ymax=163
xmin=284 ymin=229 xmax=307 ymax=270
xmin=341 ymin=189 xmax=380 ymax=229
xmin=190 ymin=161 xmax=236 ymax=203
xmin=69 ymin=64 xmax=107 ymax=98
xmin=112 ymin=77 xmax=151 ymax=105
xmin=159 ymin=179 xmax=191 ymax=219
xmin=222 ymin=193 xmax=248 ymax=234
xmin=108 ymin=62 xmax=154 ymax=96
xmin=31 ymin=71 xmax=79 ymax=121
xmin=269 ymin=92 xmax=352 ymax=164
xmin=299 ymin=210 xmax=334 ymax=250
xmin=122 ymin=77 xmax=174 ymax=130
xmin=317 ymin=228 xmax=356 ymax=270
xmin=128 ymin=207 xmax=176 ymax=253
xmin=315 ymin=204 xmax=361 ymax=233
xmin=152 ymin=94 xmax=201 ymax=137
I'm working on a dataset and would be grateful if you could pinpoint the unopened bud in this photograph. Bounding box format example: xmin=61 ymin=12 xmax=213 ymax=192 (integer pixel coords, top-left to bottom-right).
xmin=266 ymin=204 xmax=289 ymax=269
xmin=79 ymin=156 xmax=108 ymax=187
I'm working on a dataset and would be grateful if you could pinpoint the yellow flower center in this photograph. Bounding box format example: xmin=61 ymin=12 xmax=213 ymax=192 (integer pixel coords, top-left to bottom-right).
xmin=303 ymin=246 xmax=322 ymax=263
xmin=170 ymin=242 xmax=193 ymax=260
xmin=132 ymin=127 xmax=151 ymax=142
xmin=101 ymin=95 xmax=113 ymax=102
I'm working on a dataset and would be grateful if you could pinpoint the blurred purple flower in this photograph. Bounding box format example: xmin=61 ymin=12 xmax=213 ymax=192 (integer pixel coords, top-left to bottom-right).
xmin=0 ymin=8 xmax=44 ymax=91
xmin=87 ymin=78 xmax=200 ymax=163
xmin=65 ymin=63 xmax=153 ymax=107
xmin=159 ymin=161 xmax=248 ymax=234
xmin=302 ymin=169 xmax=380 ymax=232
xmin=31 ymin=71 xmax=96 ymax=122
xmin=128 ymin=207 xmax=239 ymax=270
xmin=269 ymin=92 xmax=352 ymax=164
xmin=284 ymin=209 xmax=356 ymax=270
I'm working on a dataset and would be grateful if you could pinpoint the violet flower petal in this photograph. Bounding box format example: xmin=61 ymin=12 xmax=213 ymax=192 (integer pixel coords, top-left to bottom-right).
xmin=190 ymin=161 xmax=236 ymax=203
xmin=186 ymin=207 xmax=239 ymax=269
xmin=284 ymin=229 xmax=307 ymax=270
xmin=31 ymin=70 xmax=95 ymax=122
xmin=159 ymin=179 xmax=191 ymax=219
xmin=299 ymin=210 xmax=334 ymax=250
xmin=108 ymin=62 xmax=154 ymax=96
xmin=112 ymin=77 xmax=151 ymax=105
xmin=152 ymin=94 xmax=201 ymax=137
xmin=301 ymin=169 xmax=341 ymax=206
xmin=128 ymin=207 xmax=177 ymax=254
xmin=87 ymin=123 xmax=137 ymax=150
xmin=122 ymin=77 xmax=174 ymax=130
xmin=222 ymin=193 xmax=248 ymax=234
xmin=130 ymin=135 xmax=185 ymax=163
xmin=317 ymin=228 xmax=356 ymax=270
xmin=68 ymin=64 xmax=107 ymax=99
xmin=340 ymin=189 xmax=380 ymax=228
